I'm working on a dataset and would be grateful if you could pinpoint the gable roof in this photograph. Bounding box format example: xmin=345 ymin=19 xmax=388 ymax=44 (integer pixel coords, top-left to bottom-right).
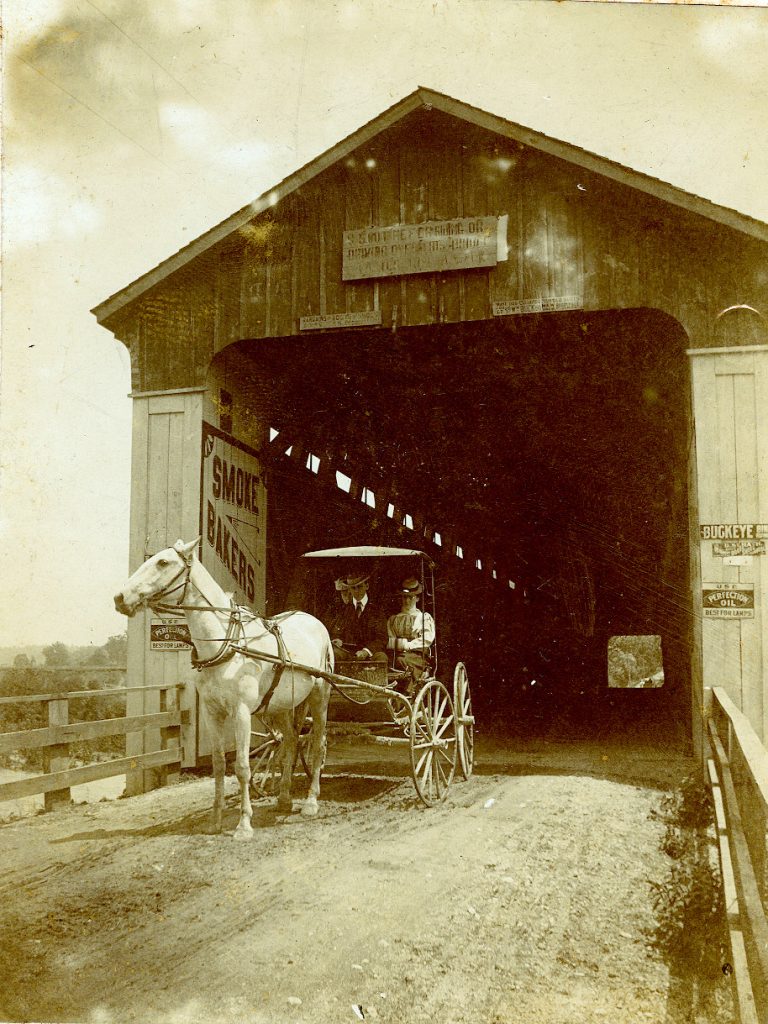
xmin=92 ymin=86 xmax=768 ymax=325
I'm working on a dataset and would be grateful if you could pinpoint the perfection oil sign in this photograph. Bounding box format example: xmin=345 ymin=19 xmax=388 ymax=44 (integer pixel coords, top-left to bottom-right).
xmin=702 ymin=583 xmax=755 ymax=619
xmin=201 ymin=424 xmax=266 ymax=610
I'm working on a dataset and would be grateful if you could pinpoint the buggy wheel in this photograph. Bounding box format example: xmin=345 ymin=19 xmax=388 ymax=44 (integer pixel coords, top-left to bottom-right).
xmin=409 ymin=680 xmax=456 ymax=806
xmin=249 ymin=725 xmax=282 ymax=797
xmin=454 ymin=662 xmax=474 ymax=780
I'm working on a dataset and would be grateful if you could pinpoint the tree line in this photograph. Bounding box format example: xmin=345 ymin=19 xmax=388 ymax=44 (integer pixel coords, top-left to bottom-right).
xmin=1 ymin=634 xmax=128 ymax=771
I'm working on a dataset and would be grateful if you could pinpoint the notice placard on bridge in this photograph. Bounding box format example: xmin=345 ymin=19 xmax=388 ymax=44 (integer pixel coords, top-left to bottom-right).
xmin=342 ymin=215 xmax=507 ymax=281
xmin=702 ymin=582 xmax=755 ymax=619
xmin=699 ymin=524 xmax=768 ymax=541
xmin=150 ymin=619 xmax=192 ymax=650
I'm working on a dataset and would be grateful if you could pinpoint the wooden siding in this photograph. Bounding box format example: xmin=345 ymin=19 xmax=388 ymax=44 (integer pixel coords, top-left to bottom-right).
xmin=125 ymin=390 xmax=204 ymax=788
xmin=692 ymin=347 xmax=768 ymax=741
xmin=103 ymin=112 xmax=768 ymax=395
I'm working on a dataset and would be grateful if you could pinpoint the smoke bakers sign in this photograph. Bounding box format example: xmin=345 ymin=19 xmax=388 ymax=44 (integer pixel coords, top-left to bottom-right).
xmin=201 ymin=424 xmax=266 ymax=611
xmin=342 ymin=216 xmax=508 ymax=280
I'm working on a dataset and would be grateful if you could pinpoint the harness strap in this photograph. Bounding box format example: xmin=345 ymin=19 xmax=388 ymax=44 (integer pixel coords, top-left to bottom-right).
xmin=254 ymin=618 xmax=292 ymax=714
xmin=191 ymin=598 xmax=241 ymax=670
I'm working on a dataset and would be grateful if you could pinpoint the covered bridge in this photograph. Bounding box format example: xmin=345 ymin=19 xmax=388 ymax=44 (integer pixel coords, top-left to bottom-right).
xmin=92 ymin=87 xmax=768 ymax=785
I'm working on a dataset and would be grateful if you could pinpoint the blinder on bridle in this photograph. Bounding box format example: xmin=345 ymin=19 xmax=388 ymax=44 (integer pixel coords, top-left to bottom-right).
xmin=145 ymin=542 xmax=195 ymax=614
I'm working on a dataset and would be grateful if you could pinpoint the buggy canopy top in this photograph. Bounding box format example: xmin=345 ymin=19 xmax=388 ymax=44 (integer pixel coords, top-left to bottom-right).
xmin=302 ymin=546 xmax=434 ymax=566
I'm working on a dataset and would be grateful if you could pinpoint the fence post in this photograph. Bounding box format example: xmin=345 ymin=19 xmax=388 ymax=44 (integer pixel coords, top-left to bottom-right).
xmin=159 ymin=687 xmax=180 ymax=788
xmin=44 ymin=697 xmax=71 ymax=811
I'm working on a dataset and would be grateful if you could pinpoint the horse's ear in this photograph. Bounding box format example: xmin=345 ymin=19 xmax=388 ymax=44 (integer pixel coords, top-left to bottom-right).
xmin=174 ymin=538 xmax=201 ymax=560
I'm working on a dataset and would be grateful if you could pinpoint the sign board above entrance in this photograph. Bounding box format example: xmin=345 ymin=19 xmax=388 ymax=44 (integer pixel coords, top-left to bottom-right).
xmin=342 ymin=216 xmax=507 ymax=281
xmin=492 ymin=295 xmax=583 ymax=316
xmin=299 ymin=310 xmax=382 ymax=331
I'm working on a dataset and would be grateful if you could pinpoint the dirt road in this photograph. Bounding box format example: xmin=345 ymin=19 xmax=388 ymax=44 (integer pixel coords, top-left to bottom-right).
xmin=0 ymin=739 xmax=725 ymax=1024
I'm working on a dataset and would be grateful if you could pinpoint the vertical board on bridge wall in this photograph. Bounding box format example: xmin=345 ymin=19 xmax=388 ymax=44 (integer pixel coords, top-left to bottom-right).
xmin=126 ymin=389 xmax=205 ymax=794
xmin=689 ymin=421 xmax=705 ymax=760
xmin=691 ymin=346 xmax=768 ymax=742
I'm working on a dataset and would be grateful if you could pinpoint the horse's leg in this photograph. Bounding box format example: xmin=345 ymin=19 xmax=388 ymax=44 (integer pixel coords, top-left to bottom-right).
xmin=302 ymin=680 xmax=330 ymax=818
xmin=232 ymin=703 xmax=254 ymax=840
xmin=275 ymin=710 xmax=296 ymax=815
xmin=202 ymin=708 xmax=226 ymax=834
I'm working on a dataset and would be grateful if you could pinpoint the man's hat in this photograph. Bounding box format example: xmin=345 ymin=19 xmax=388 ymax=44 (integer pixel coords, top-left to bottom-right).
xmin=344 ymin=573 xmax=370 ymax=587
xmin=334 ymin=578 xmax=349 ymax=591
xmin=398 ymin=576 xmax=423 ymax=595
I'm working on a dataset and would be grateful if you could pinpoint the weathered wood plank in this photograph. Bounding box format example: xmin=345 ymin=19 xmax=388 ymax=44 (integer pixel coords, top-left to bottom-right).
xmin=520 ymin=157 xmax=549 ymax=306
xmin=0 ymin=747 xmax=180 ymax=803
xmin=708 ymin=758 xmax=761 ymax=1024
xmin=430 ymin=139 xmax=462 ymax=322
xmin=370 ymin=135 xmax=401 ymax=326
xmin=0 ymin=684 xmax=181 ymax=706
xmin=44 ymin=698 xmax=69 ymax=811
xmin=0 ymin=710 xmax=186 ymax=754
xmin=399 ymin=142 xmax=434 ymax=326
xmin=345 ymin=159 xmax=376 ymax=315
xmin=461 ymin=145 xmax=491 ymax=319
xmin=708 ymin=718 xmax=768 ymax=1015
xmin=489 ymin=141 xmax=521 ymax=306
xmin=321 ymin=169 xmax=347 ymax=315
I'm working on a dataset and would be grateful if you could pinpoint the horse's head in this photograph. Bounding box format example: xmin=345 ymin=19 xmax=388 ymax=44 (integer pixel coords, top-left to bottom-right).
xmin=114 ymin=538 xmax=200 ymax=617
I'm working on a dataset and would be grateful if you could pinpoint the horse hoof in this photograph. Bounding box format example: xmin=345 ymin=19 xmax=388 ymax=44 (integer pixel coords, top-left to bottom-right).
xmin=275 ymin=799 xmax=293 ymax=814
xmin=233 ymin=824 xmax=253 ymax=841
xmin=301 ymin=799 xmax=318 ymax=818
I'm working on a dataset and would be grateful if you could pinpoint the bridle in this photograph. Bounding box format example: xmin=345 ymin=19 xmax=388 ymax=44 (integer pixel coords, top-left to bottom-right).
xmin=146 ymin=555 xmax=194 ymax=616
xmin=142 ymin=549 xmax=293 ymax=683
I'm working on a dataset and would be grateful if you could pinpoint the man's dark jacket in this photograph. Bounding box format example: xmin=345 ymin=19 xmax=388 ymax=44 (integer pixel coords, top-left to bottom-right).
xmin=332 ymin=600 xmax=388 ymax=656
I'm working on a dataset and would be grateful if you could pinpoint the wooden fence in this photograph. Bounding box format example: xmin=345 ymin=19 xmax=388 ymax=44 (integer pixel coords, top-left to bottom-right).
xmin=0 ymin=683 xmax=187 ymax=811
xmin=706 ymin=686 xmax=768 ymax=1024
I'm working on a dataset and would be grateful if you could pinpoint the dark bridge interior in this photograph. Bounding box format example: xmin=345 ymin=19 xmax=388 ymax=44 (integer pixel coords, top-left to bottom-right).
xmin=214 ymin=307 xmax=693 ymax=749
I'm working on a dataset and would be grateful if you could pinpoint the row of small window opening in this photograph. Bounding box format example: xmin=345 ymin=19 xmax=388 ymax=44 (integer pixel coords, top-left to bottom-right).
xmin=269 ymin=426 xmax=515 ymax=590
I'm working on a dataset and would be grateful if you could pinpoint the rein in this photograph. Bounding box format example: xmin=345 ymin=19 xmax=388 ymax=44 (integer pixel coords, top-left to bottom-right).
xmin=145 ymin=552 xmax=299 ymax=712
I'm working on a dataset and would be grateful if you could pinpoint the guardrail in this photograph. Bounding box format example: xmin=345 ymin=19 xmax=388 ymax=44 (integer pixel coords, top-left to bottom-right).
xmin=706 ymin=686 xmax=768 ymax=1024
xmin=0 ymin=683 xmax=187 ymax=811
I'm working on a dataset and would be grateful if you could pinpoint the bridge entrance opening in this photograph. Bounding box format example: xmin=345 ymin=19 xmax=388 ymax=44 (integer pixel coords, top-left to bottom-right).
xmin=209 ymin=306 xmax=693 ymax=749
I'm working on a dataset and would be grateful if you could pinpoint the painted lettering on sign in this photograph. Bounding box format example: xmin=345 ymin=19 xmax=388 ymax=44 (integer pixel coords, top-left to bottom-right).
xmin=700 ymin=524 xmax=768 ymax=540
xmin=342 ymin=216 xmax=506 ymax=280
xmin=150 ymin=619 xmax=192 ymax=650
xmin=702 ymin=582 xmax=755 ymax=619
xmin=202 ymin=425 xmax=266 ymax=611
xmin=492 ymin=295 xmax=583 ymax=316
xmin=713 ymin=539 xmax=765 ymax=557
xmin=299 ymin=310 xmax=383 ymax=331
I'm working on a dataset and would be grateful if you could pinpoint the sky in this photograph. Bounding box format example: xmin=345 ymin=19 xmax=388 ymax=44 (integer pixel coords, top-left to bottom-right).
xmin=1 ymin=0 xmax=767 ymax=648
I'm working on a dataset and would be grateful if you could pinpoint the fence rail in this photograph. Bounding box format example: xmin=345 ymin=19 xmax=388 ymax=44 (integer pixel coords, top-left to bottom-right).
xmin=706 ymin=686 xmax=768 ymax=1024
xmin=0 ymin=683 xmax=186 ymax=810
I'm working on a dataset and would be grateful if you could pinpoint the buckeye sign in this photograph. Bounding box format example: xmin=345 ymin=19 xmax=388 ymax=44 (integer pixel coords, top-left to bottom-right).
xmin=201 ymin=424 xmax=267 ymax=611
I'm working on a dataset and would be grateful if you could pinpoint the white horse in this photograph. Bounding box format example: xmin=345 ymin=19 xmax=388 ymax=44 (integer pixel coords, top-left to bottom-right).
xmin=114 ymin=538 xmax=333 ymax=839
